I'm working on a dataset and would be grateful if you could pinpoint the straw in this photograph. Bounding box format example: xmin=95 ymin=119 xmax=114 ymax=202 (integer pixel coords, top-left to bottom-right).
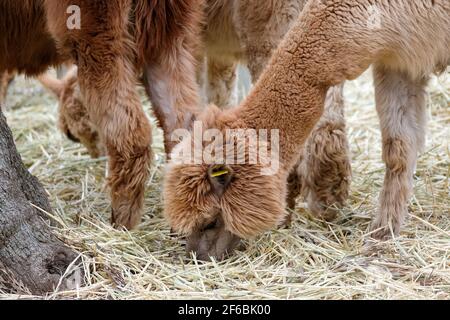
xmin=1 ymin=68 xmax=448 ymax=300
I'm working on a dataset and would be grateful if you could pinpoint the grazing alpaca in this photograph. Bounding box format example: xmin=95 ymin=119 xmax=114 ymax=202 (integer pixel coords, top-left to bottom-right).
xmin=1 ymin=0 xmax=203 ymax=229
xmin=164 ymin=0 xmax=450 ymax=260
xmin=37 ymin=67 xmax=105 ymax=158
xmin=203 ymin=0 xmax=351 ymax=220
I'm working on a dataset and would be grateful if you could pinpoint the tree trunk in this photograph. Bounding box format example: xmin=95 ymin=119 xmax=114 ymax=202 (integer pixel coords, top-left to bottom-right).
xmin=0 ymin=110 xmax=82 ymax=295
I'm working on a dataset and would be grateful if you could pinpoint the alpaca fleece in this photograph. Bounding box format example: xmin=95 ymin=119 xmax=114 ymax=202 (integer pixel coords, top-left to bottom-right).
xmin=164 ymin=0 xmax=450 ymax=259
xmin=0 ymin=0 xmax=204 ymax=229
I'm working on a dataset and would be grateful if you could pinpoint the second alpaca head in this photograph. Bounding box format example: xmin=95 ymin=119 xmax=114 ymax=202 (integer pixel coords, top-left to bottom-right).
xmin=38 ymin=67 xmax=105 ymax=158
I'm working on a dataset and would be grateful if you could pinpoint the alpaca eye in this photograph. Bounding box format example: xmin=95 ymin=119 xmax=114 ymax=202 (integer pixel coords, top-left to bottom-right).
xmin=202 ymin=219 xmax=217 ymax=231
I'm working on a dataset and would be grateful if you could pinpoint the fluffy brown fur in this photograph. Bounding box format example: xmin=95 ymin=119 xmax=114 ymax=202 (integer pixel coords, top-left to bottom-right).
xmin=1 ymin=0 xmax=204 ymax=229
xmin=164 ymin=0 xmax=450 ymax=259
xmin=289 ymin=85 xmax=351 ymax=220
xmin=0 ymin=1 xmax=65 ymax=75
xmin=202 ymin=0 xmax=307 ymax=105
xmin=136 ymin=0 xmax=204 ymax=153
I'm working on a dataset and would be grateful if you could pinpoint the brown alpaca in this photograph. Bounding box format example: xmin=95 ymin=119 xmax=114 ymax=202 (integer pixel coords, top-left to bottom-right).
xmin=201 ymin=0 xmax=351 ymax=221
xmin=164 ymin=0 xmax=450 ymax=260
xmin=0 ymin=0 xmax=204 ymax=229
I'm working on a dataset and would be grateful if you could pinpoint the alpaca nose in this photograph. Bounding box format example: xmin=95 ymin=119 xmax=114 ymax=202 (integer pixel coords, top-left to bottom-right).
xmin=186 ymin=226 xmax=242 ymax=262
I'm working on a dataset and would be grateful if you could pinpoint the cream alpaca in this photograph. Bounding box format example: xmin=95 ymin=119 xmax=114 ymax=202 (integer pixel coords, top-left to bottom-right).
xmin=202 ymin=0 xmax=351 ymax=220
xmin=164 ymin=0 xmax=450 ymax=260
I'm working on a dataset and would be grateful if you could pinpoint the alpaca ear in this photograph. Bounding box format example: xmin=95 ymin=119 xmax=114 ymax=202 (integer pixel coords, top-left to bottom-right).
xmin=208 ymin=165 xmax=233 ymax=196
xmin=37 ymin=74 xmax=64 ymax=98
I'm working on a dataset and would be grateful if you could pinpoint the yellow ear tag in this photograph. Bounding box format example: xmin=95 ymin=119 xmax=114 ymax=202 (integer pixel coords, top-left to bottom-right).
xmin=211 ymin=169 xmax=229 ymax=178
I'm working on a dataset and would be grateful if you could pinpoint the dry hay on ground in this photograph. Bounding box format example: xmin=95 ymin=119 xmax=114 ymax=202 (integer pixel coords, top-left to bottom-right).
xmin=0 ymin=69 xmax=448 ymax=299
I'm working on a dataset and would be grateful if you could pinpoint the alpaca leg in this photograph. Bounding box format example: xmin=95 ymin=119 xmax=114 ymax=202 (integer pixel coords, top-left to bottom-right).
xmin=371 ymin=65 xmax=428 ymax=239
xmin=45 ymin=0 xmax=153 ymax=229
xmin=206 ymin=56 xmax=238 ymax=109
xmin=144 ymin=42 xmax=201 ymax=155
xmin=297 ymin=84 xmax=351 ymax=221
xmin=78 ymin=40 xmax=151 ymax=229
xmin=196 ymin=56 xmax=208 ymax=106
xmin=286 ymin=160 xmax=303 ymax=211
xmin=82 ymin=54 xmax=151 ymax=229
xmin=284 ymin=158 xmax=303 ymax=228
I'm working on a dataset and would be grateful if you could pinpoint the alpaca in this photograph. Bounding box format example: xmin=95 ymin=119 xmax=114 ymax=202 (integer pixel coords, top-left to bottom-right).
xmin=0 ymin=66 xmax=105 ymax=158
xmin=202 ymin=0 xmax=307 ymax=107
xmin=202 ymin=0 xmax=351 ymax=221
xmin=1 ymin=0 xmax=204 ymax=229
xmin=37 ymin=67 xmax=105 ymax=158
xmin=33 ymin=0 xmax=351 ymax=223
xmin=0 ymin=65 xmax=71 ymax=111
xmin=164 ymin=0 xmax=450 ymax=260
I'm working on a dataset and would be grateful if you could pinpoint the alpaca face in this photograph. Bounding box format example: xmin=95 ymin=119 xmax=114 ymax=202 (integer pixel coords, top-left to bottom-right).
xmin=185 ymin=215 xmax=243 ymax=262
xmin=38 ymin=69 xmax=105 ymax=158
xmin=164 ymin=136 xmax=288 ymax=261
xmin=59 ymin=79 xmax=105 ymax=159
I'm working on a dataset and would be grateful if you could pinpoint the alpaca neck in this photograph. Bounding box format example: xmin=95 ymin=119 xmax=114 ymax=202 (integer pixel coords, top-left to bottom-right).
xmin=233 ymin=27 xmax=328 ymax=171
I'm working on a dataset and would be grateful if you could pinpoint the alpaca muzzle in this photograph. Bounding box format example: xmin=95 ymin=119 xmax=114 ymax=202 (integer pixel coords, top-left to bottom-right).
xmin=186 ymin=216 xmax=242 ymax=261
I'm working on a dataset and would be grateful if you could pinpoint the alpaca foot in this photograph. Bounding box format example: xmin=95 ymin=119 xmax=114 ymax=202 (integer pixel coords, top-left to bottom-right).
xmin=370 ymin=211 xmax=403 ymax=240
xmin=306 ymin=194 xmax=341 ymax=222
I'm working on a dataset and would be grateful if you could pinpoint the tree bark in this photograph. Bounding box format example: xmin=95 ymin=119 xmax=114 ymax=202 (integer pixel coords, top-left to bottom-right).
xmin=0 ymin=110 xmax=82 ymax=295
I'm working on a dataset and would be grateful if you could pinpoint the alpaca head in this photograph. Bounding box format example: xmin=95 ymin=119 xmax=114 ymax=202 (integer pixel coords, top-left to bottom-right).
xmin=38 ymin=67 xmax=105 ymax=158
xmin=163 ymin=106 xmax=288 ymax=261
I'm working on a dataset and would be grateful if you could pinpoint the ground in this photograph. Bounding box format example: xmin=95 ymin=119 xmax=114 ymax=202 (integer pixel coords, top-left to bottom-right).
xmin=0 ymin=69 xmax=449 ymax=299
